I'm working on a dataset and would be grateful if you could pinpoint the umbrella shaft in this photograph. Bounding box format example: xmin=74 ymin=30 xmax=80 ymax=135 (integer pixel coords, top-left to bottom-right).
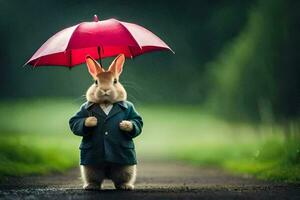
xmin=97 ymin=46 xmax=102 ymax=67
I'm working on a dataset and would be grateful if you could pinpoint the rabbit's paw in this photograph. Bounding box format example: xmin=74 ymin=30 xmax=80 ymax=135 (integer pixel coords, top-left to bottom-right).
xmin=83 ymin=183 xmax=100 ymax=190
xmin=116 ymin=184 xmax=134 ymax=190
xmin=85 ymin=116 xmax=98 ymax=127
xmin=119 ymin=120 xmax=133 ymax=132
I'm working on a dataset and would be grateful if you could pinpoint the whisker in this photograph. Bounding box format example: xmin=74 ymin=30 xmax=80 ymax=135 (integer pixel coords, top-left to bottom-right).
xmin=127 ymin=92 xmax=139 ymax=102
xmin=123 ymin=85 xmax=142 ymax=97
xmin=72 ymin=95 xmax=86 ymax=103
xmin=122 ymin=81 xmax=142 ymax=87
xmin=122 ymin=82 xmax=143 ymax=92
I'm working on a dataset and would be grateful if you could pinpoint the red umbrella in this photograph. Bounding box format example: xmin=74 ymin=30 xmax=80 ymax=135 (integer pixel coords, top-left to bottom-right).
xmin=25 ymin=15 xmax=174 ymax=68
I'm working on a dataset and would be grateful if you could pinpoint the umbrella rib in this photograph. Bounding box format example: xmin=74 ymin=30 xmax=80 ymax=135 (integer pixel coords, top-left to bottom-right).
xmin=65 ymin=23 xmax=82 ymax=67
xmin=65 ymin=23 xmax=82 ymax=50
xmin=33 ymin=57 xmax=41 ymax=68
xmin=128 ymin=46 xmax=134 ymax=58
xmin=118 ymin=21 xmax=142 ymax=50
xmin=69 ymin=50 xmax=72 ymax=67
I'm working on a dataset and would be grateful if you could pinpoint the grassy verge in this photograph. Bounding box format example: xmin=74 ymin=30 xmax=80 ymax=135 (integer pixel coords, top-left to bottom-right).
xmin=138 ymin=105 xmax=300 ymax=183
xmin=0 ymin=99 xmax=299 ymax=183
xmin=176 ymin=133 xmax=300 ymax=182
xmin=0 ymin=135 xmax=78 ymax=178
xmin=0 ymin=99 xmax=80 ymax=179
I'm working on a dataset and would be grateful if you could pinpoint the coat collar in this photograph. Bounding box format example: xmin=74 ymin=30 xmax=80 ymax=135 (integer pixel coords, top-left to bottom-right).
xmin=85 ymin=101 xmax=128 ymax=120
xmin=85 ymin=101 xmax=128 ymax=110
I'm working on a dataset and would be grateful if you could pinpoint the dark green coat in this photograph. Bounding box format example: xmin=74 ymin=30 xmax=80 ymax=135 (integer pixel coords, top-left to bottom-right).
xmin=69 ymin=101 xmax=143 ymax=165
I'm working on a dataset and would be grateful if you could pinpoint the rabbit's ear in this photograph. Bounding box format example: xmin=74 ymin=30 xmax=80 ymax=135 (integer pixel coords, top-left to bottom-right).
xmin=85 ymin=55 xmax=104 ymax=78
xmin=108 ymin=54 xmax=125 ymax=76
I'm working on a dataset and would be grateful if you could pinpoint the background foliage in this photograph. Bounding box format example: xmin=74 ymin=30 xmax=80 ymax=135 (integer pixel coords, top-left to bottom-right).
xmin=1 ymin=0 xmax=298 ymax=122
xmin=0 ymin=0 xmax=299 ymax=182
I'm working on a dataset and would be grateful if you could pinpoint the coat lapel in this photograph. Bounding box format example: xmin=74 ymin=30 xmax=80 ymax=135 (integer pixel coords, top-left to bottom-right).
xmin=106 ymin=101 xmax=128 ymax=120
xmin=85 ymin=102 xmax=107 ymax=118
xmin=106 ymin=103 xmax=122 ymax=120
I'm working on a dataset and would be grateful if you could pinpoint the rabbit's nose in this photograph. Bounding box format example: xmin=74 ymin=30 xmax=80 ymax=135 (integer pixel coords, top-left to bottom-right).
xmin=101 ymin=89 xmax=111 ymax=94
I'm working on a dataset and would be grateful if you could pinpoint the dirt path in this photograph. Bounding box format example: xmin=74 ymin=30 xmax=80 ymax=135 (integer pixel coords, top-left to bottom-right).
xmin=0 ymin=161 xmax=299 ymax=200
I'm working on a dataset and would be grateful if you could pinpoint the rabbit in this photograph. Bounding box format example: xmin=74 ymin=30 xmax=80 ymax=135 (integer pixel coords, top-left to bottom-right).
xmin=69 ymin=54 xmax=143 ymax=190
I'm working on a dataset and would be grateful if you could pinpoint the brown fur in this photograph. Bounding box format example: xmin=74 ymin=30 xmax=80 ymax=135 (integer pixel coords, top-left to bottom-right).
xmin=86 ymin=71 xmax=127 ymax=104
xmin=85 ymin=55 xmax=127 ymax=104
xmin=81 ymin=164 xmax=136 ymax=190
xmin=82 ymin=54 xmax=135 ymax=190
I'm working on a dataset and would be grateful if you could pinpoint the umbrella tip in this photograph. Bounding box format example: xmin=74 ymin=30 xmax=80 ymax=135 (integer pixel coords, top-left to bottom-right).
xmin=94 ymin=14 xmax=99 ymax=22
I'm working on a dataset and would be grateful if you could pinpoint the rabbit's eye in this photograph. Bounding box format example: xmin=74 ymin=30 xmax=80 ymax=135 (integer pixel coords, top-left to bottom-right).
xmin=94 ymin=80 xmax=98 ymax=85
xmin=113 ymin=79 xmax=117 ymax=84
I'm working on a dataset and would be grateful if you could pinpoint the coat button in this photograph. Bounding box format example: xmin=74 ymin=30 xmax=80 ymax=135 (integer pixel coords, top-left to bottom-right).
xmin=105 ymin=131 xmax=108 ymax=135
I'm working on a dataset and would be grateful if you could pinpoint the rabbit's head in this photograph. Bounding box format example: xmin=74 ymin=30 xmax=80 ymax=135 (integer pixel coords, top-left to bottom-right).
xmin=85 ymin=54 xmax=127 ymax=104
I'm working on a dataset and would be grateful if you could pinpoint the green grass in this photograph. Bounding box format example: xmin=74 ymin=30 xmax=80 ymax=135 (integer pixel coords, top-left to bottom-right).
xmin=0 ymin=99 xmax=299 ymax=183
xmin=0 ymin=99 xmax=80 ymax=178
xmin=0 ymin=135 xmax=78 ymax=177
xmin=138 ymin=105 xmax=300 ymax=183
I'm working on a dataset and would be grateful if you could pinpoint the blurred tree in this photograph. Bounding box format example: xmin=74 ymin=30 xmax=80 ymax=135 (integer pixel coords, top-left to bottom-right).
xmin=206 ymin=0 xmax=300 ymax=122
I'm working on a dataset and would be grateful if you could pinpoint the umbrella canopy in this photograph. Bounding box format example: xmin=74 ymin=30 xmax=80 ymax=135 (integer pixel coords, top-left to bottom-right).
xmin=25 ymin=15 xmax=174 ymax=68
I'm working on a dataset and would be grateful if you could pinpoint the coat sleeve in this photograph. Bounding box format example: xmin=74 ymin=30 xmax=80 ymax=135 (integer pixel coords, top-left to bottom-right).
xmin=69 ymin=103 xmax=94 ymax=137
xmin=126 ymin=103 xmax=143 ymax=139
